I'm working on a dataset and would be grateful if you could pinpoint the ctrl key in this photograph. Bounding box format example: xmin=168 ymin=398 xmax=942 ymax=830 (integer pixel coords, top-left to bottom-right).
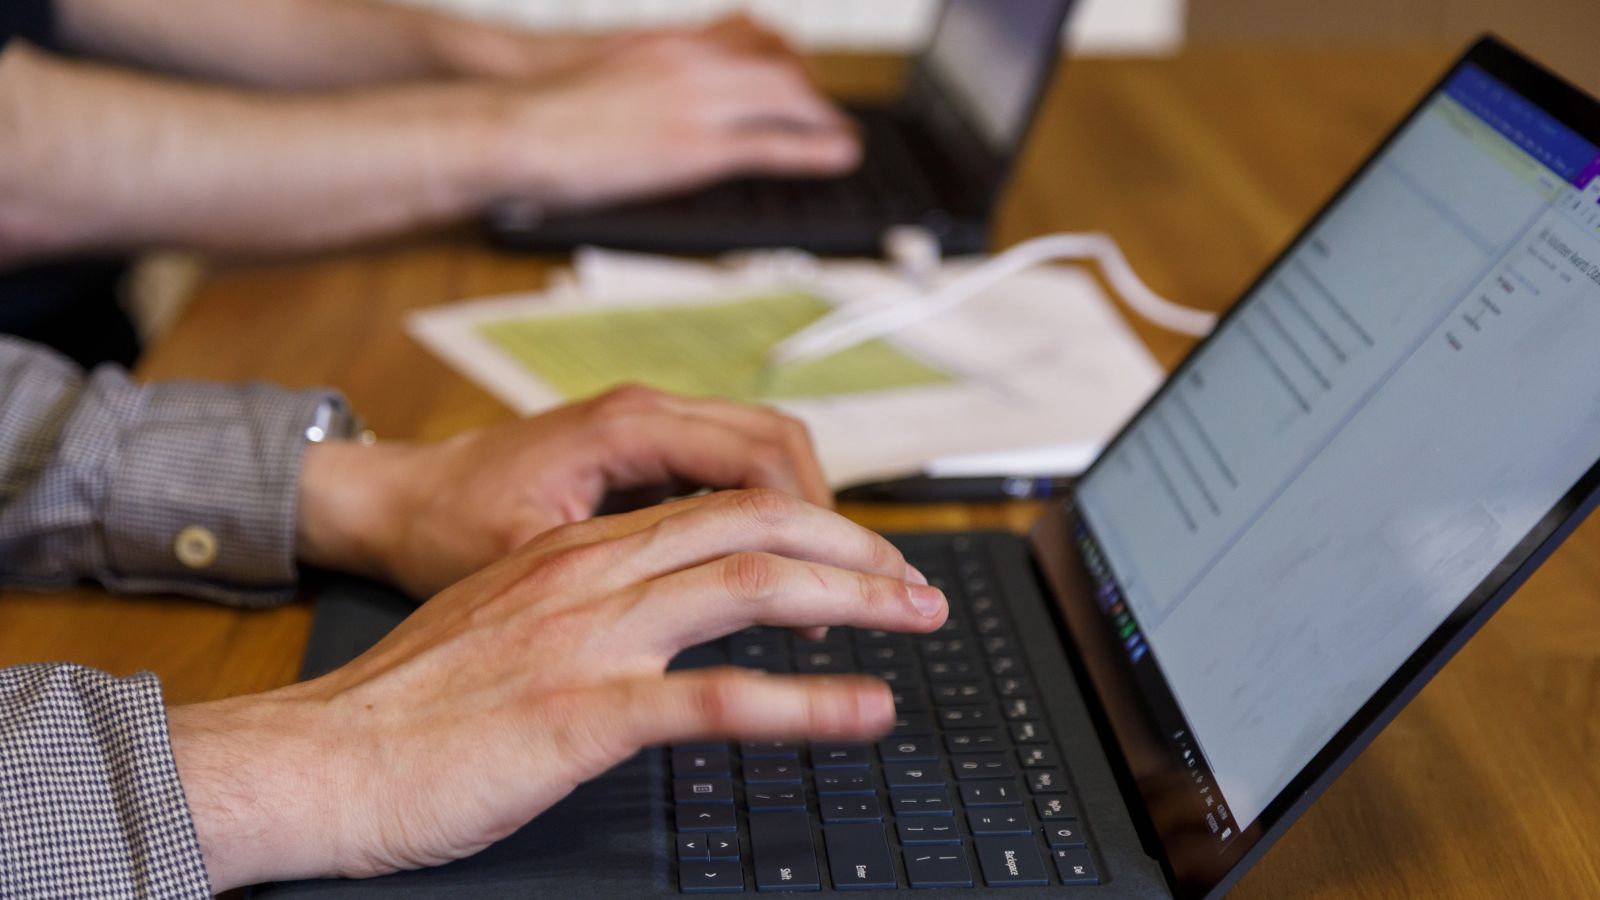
xmin=681 ymin=860 xmax=744 ymax=893
xmin=1053 ymin=847 xmax=1101 ymax=885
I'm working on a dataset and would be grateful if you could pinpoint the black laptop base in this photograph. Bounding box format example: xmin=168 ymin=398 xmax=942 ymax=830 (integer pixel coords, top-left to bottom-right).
xmin=255 ymin=532 xmax=1167 ymax=899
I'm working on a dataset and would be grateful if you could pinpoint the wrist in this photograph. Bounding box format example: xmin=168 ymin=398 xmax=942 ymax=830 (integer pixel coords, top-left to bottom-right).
xmin=167 ymin=688 xmax=344 ymax=890
xmin=295 ymin=440 xmax=419 ymax=583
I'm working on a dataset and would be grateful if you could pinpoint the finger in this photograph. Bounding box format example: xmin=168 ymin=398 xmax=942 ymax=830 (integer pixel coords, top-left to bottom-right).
xmin=608 ymin=488 xmax=919 ymax=589
xmin=649 ymin=393 xmax=832 ymax=508
xmin=716 ymin=127 xmax=862 ymax=179
xmin=625 ymin=669 xmax=897 ymax=746
xmin=596 ymin=411 xmax=815 ymax=504
xmin=623 ymin=551 xmax=947 ymax=654
xmin=703 ymin=60 xmax=855 ymax=133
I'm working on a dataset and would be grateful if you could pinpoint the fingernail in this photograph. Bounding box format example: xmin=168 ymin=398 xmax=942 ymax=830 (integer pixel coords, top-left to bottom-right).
xmin=857 ymin=684 xmax=895 ymax=724
xmin=905 ymin=564 xmax=929 ymax=586
xmin=909 ymin=584 xmax=945 ymax=617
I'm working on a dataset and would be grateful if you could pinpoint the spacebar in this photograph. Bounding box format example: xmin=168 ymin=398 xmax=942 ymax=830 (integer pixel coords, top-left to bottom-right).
xmin=749 ymin=811 xmax=822 ymax=891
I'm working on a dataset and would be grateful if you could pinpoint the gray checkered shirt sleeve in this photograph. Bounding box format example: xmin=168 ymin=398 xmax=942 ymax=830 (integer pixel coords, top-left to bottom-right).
xmin=0 ymin=335 xmax=340 ymax=605
xmin=0 ymin=663 xmax=211 ymax=898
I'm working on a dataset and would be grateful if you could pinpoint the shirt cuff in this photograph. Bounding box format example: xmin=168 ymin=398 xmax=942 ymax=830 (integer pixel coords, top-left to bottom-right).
xmin=90 ymin=375 xmax=337 ymax=605
xmin=0 ymin=663 xmax=211 ymax=898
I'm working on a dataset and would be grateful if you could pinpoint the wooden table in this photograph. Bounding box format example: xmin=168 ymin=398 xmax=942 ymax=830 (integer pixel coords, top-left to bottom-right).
xmin=4 ymin=46 xmax=1598 ymax=898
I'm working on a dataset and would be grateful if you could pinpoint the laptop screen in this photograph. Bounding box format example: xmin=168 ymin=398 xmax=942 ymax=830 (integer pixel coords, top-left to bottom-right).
xmin=1070 ymin=42 xmax=1600 ymax=893
xmin=923 ymin=0 xmax=1071 ymax=150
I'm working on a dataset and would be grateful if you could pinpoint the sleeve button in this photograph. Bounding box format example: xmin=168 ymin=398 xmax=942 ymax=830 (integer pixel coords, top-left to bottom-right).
xmin=174 ymin=526 xmax=219 ymax=569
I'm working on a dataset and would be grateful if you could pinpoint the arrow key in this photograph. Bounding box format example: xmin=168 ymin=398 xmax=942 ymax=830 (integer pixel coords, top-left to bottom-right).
xmin=680 ymin=860 xmax=744 ymax=893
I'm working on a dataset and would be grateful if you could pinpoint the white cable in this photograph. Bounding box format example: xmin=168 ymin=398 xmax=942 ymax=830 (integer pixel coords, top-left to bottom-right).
xmin=767 ymin=231 xmax=1218 ymax=368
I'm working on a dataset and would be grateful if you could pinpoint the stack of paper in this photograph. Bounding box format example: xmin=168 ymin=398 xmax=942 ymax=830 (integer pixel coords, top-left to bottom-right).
xmin=408 ymin=250 xmax=1163 ymax=486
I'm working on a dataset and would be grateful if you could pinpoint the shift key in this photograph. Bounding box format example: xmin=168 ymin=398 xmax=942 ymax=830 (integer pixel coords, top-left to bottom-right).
xmin=750 ymin=811 xmax=821 ymax=891
xmin=823 ymin=823 xmax=897 ymax=890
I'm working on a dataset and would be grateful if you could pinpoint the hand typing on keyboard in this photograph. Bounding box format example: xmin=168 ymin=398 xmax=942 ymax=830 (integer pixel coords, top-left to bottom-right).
xmin=166 ymin=487 xmax=947 ymax=891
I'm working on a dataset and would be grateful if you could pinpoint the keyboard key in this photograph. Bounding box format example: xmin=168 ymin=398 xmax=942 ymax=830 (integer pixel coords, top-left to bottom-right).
xmin=1053 ymin=847 xmax=1101 ymax=885
xmin=931 ymin=682 xmax=991 ymax=705
xmin=890 ymin=712 xmax=935 ymax=737
xmin=968 ymin=596 xmax=1001 ymax=617
xmin=897 ymin=819 xmax=961 ymax=844
xmin=980 ymin=635 xmax=1015 ymax=655
xmin=959 ymin=782 xmax=1023 ymax=807
xmin=674 ymin=751 xmax=732 ymax=777
xmin=939 ymin=706 xmax=1001 ymax=729
xmin=884 ymin=761 xmax=946 ymax=788
xmin=679 ymin=834 xmax=713 ymax=861
xmin=796 ymin=650 xmax=853 ymax=673
xmin=974 ymin=615 xmax=1009 ymax=637
xmin=967 ymin=809 xmax=1031 ymax=836
xmin=821 ymin=796 xmax=883 ymax=823
xmin=1028 ymin=769 xmax=1069 ymax=794
xmin=890 ymin=787 xmax=954 ymax=817
xmin=675 ymin=777 xmax=734 ymax=804
xmin=1035 ymin=796 xmax=1079 ymax=821
xmin=994 ymin=678 xmax=1032 ymax=699
xmin=1018 ymin=746 xmax=1060 ymax=769
xmin=677 ymin=805 xmax=737 ymax=832
xmin=811 ymin=743 xmax=872 ymax=769
xmin=815 ymin=771 xmax=874 ymax=796
xmin=747 ymin=787 xmax=806 ymax=812
xmin=945 ymin=730 xmax=1004 ymax=754
xmin=744 ymin=761 xmax=803 ymax=784
xmin=952 ymin=754 xmax=1015 ymax=781
xmin=863 ymin=665 xmax=921 ymax=687
xmin=750 ymin=811 xmax=822 ymax=891
xmin=1001 ymin=698 xmax=1037 ymax=720
xmin=974 ymin=836 xmax=1049 ymax=887
xmin=858 ymin=644 xmax=912 ymax=665
xmin=823 ymin=823 xmax=898 ymax=890
xmin=1010 ymin=720 xmax=1051 ymax=744
xmin=707 ymin=836 xmax=740 ymax=861
xmin=855 ymin=630 xmax=913 ymax=649
xmin=919 ymin=638 xmax=976 ymax=659
xmin=741 ymin=740 xmax=800 ymax=759
xmin=889 ymin=687 xmax=928 ymax=713
xmin=680 ymin=860 xmax=744 ymax=893
xmin=926 ymin=660 xmax=980 ymax=681
xmin=989 ymin=656 xmax=1026 ymax=677
xmin=904 ymin=848 xmax=975 ymax=888
xmin=1044 ymin=822 xmax=1088 ymax=848
xmin=879 ymin=737 xmax=938 ymax=762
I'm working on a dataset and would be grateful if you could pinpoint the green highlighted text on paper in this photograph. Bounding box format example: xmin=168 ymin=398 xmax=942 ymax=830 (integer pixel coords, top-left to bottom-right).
xmin=477 ymin=292 xmax=953 ymax=402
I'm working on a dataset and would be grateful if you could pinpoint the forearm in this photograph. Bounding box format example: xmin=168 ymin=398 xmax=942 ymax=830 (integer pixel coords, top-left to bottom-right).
xmin=0 ymin=43 xmax=504 ymax=262
xmin=54 ymin=0 xmax=567 ymax=89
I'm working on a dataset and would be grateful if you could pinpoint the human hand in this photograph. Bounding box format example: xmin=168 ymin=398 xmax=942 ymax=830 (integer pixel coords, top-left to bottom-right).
xmin=472 ymin=16 xmax=860 ymax=214
xmin=169 ymin=488 xmax=946 ymax=890
xmin=427 ymin=13 xmax=804 ymax=86
xmin=296 ymin=385 xmax=833 ymax=597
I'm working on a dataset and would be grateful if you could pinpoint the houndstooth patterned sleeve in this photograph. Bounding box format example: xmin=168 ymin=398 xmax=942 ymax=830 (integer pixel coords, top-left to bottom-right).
xmin=0 ymin=663 xmax=211 ymax=898
xmin=0 ymin=335 xmax=341 ymax=606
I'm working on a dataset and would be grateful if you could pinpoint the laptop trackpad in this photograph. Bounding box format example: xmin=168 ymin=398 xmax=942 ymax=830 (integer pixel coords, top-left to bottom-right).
xmin=256 ymin=576 xmax=671 ymax=898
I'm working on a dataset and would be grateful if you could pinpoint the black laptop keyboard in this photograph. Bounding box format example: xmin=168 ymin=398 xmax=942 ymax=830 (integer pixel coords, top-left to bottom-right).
xmin=669 ymin=534 xmax=1100 ymax=892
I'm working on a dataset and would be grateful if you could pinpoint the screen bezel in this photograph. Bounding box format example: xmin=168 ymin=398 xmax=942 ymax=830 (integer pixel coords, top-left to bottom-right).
xmin=900 ymin=0 xmax=1078 ymax=210
xmin=1039 ymin=35 xmax=1600 ymax=899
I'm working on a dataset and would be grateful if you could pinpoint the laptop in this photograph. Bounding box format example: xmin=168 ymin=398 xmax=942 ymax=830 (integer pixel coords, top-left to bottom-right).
xmin=261 ymin=36 xmax=1600 ymax=898
xmin=485 ymin=0 xmax=1078 ymax=257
